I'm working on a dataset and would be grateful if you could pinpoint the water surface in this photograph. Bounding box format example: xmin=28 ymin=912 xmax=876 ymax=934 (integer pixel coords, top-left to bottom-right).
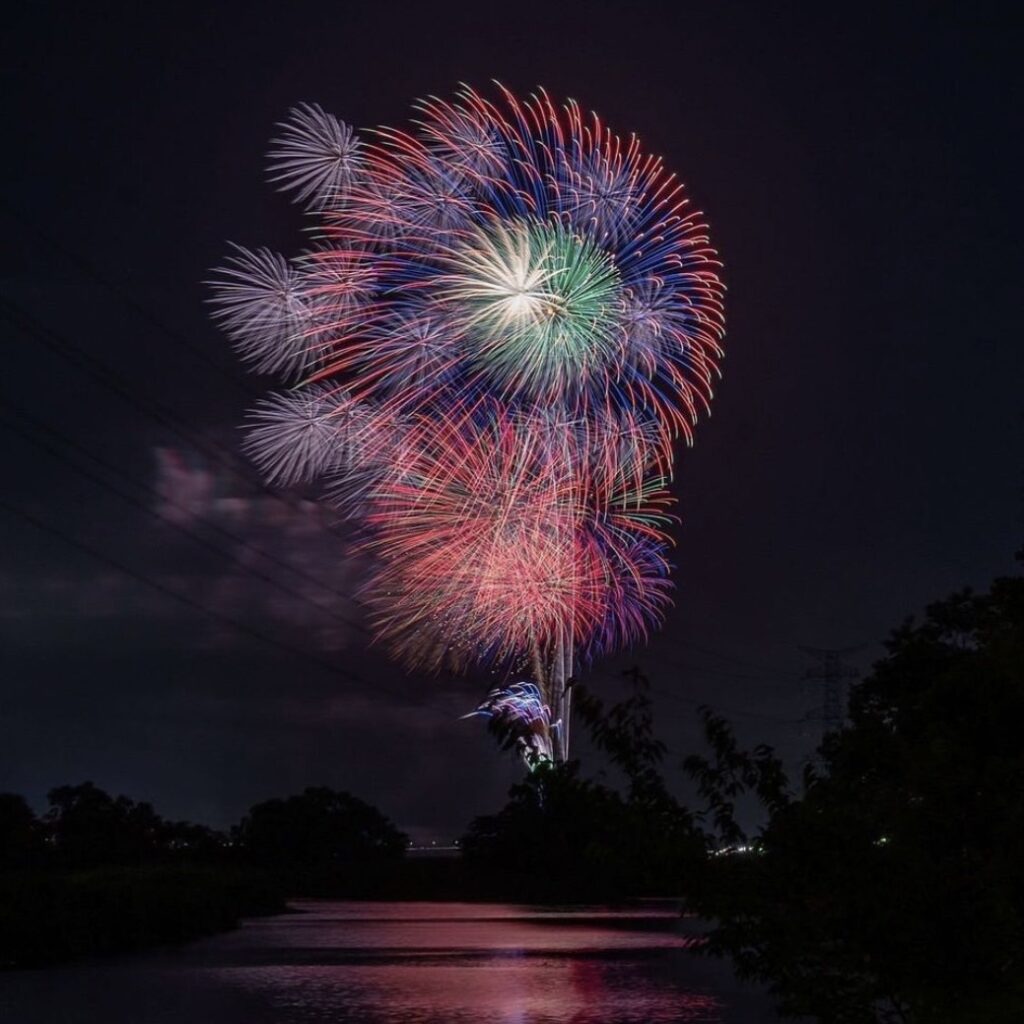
xmin=0 ymin=900 xmax=777 ymax=1023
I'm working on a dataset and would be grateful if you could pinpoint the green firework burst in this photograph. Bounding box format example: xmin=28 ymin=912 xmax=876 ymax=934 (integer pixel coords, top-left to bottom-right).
xmin=441 ymin=218 xmax=623 ymax=396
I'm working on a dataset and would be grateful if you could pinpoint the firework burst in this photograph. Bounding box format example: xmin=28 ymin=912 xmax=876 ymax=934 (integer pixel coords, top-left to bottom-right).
xmin=209 ymin=85 xmax=725 ymax=763
xmin=463 ymin=682 xmax=555 ymax=765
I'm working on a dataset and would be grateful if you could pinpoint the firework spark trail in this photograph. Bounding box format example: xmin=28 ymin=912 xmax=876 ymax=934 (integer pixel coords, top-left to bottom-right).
xmin=208 ymin=85 xmax=725 ymax=763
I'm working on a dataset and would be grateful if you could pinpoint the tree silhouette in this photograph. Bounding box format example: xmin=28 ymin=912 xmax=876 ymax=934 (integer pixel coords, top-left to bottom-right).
xmin=0 ymin=793 xmax=42 ymax=870
xmin=464 ymin=671 xmax=702 ymax=899
xmin=687 ymin=562 xmax=1024 ymax=1023
xmin=234 ymin=786 xmax=407 ymax=890
xmin=46 ymin=782 xmax=165 ymax=868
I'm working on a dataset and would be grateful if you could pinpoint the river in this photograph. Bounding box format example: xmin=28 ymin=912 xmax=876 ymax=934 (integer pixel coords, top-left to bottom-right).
xmin=0 ymin=900 xmax=778 ymax=1023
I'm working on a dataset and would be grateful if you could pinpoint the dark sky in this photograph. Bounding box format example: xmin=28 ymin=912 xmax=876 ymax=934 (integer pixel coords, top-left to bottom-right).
xmin=2 ymin=2 xmax=1021 ymax=841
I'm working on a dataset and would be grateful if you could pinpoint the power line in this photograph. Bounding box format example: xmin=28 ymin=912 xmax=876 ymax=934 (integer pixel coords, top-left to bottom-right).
xmin=660 ymin=658 xmax=795 ymax=685
xmin=652 ymin=685 xmax=796 ymax=724
xmin=0 ymin=298 xmax=350 ymax=545
xmin=671 ymin=639 xmax=793 ymax=678
xmin=0 ymin=497 xmax=456 ymax=719
xmin=0 ymin=496 xmax=362 ymax=682
xmin=0 ymin=201 xmax=256 ymax=402
xmin=626 ymin=644 xmax=798 ymax=689
xmin=593 ymin=668 xmax=797 ymax=725
xmin=0 ymin=412 xmax=368 ymax=637
xmin=0 ymin=397 xmax=371 ymax=635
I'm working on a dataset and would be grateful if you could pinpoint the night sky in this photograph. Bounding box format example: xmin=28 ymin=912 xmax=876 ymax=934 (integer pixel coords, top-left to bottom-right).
xmin=3 ymin=3 xmax=1020 ymax=842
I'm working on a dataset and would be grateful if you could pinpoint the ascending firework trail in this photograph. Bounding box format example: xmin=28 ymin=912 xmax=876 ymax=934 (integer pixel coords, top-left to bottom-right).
xmin=209 ymin=86 xmax=725 ymax=765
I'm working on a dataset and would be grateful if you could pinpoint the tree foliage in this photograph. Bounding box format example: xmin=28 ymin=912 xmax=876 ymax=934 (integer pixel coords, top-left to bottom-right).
xmin=463 ymin=670 xmax=702 ymax=899
xmin=233 ymin=786 xmax=407 ymax=891
xmin=43 ymin=781 xmax=224 ymax=868
xmin=687 ymin=564 xmax=1024 ymax=1023
xmin=0 ymin=793 xmax=42 ymax=870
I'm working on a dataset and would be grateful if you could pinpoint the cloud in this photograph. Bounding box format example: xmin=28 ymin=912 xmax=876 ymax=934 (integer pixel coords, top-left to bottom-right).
xmin=1 ymin=445 xmax=366 ymax=655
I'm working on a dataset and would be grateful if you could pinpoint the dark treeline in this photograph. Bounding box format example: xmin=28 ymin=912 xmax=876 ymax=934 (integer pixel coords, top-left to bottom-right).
xmin=465 ymin=555 xmax=1024 ymax=1022
xmin=0 ymin=784 xmax=408 ymax=967
xmin=1 ymin=782 xmax=408 ymax=878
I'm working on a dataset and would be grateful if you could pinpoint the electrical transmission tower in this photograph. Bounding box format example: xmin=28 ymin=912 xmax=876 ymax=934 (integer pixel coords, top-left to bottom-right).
xmin=799 ymin=646 xmax=862 ymax=762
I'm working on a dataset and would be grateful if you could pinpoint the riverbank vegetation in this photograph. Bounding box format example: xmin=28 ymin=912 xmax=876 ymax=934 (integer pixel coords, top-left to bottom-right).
xmin=0 ymin=783 xmax=405 ymax=967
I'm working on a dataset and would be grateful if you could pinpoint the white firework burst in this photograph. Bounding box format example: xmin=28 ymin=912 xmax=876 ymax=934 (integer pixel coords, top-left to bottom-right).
xmin=415 ymin=99 xmax=508 ymax=178
xmin=243 ymin=385 xmax=372 ymax=487
xmin=267 ymin=103 xmax=362 ymax=210
xmin=207 ymin=245 xmax=315 ymax=378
